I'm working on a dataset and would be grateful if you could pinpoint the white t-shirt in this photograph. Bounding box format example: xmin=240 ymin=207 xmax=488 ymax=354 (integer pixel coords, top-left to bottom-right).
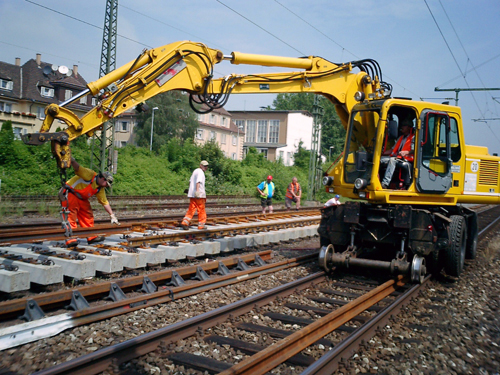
xmin=324 ymin=197 xmax=341 ymax=207
xmin=187 ymin=168 xmax=206 ymax=198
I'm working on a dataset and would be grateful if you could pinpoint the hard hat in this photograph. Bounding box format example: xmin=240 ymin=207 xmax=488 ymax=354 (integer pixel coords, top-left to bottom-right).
xmin=267 ymin=175 xmax=273 ymax=180
xmin=100 ymin=171 xmax=113 ymax=186
xmin=335 ymin=194 xmax=340 ymax=199
xmin=200 ymin=160 xmax=209 ymax=166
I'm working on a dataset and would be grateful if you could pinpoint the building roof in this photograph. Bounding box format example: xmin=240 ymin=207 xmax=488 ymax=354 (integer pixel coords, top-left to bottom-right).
xmin=21 ymin=59 xmax=88 ymax=105
xmin=0 ymin=61 xmax=21 ymax=100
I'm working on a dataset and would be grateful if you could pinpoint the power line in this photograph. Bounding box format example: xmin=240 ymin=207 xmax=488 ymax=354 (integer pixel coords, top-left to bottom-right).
xmin=24 ymin=0 xmax=151 ymax=48
xmin=273 ymin=0 xmax=358 ymax=60
xmin=118 ymin=4 xmax=227 ymax=51
xmin=272 ymin=0 xmax=418 ymax=98
xmin=214 ymin=0 xmax=305 ymax=55
xmin=424 ymin=0 xmax=500 ymax=142
xmin=0 ymin=40 xmax=99 ymax=69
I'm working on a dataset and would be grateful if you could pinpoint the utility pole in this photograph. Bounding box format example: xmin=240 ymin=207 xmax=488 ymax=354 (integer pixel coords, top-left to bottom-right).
xmin=434 ymin=87 xmax=500 ymax=106
xmin=307 ymin=95 xmax=324 ymax=201
xmin=90 ymin=0 xmax=118 ymax=191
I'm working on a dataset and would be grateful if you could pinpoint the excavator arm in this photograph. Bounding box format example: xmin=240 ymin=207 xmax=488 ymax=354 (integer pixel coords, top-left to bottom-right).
xmin=22 ymin=40 xmax=387 ymax=169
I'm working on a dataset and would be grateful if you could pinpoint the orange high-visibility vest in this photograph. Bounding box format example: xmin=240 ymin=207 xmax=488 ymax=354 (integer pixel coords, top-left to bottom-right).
xmin=390 ymin=131 xmax=414 ymax=162
xmin=286 ymin=182 xmax=301 ymax=199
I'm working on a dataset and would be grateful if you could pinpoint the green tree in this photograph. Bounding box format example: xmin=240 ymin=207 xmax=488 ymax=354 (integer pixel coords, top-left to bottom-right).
xmin=0 ymin=121 xmax=15 ymax=165
xmin=292 ymin=140 xmax=311 ymax=169
xmin=134 ymin=92 xmax=199 ymax=152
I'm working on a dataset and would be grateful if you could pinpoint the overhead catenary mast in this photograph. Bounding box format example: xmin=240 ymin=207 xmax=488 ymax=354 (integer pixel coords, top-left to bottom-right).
xmin=90 ymin=0 xmax=118 ymax=190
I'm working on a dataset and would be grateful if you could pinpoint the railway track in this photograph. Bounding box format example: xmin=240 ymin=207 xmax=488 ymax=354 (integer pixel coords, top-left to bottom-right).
xmin=0 ymin=199 xmax=259 ymax=216
xmin=0 ymin=209 xmax=321 ymax=291
xmin=0 ymin=205 xmax=499 ymax=374
xmin=30 ymin=272 xmax=422 ymax=375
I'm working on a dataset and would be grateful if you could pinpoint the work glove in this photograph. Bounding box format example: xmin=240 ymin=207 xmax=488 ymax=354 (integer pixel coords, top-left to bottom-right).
xmin=195 ymin=191 xmax=202 ymax=198
xmin=110 ymin=214 xmax=120 ymax=225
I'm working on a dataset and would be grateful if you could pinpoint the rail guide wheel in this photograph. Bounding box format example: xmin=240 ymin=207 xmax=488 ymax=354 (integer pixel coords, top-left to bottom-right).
xmin=319 ymin=244 xmax=334 ymax=272
xmin=411 ymin=255 xmax=426 ymax=284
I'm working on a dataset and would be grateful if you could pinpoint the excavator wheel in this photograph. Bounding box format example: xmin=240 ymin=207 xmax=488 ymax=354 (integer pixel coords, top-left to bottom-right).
xmin=410 ymin=256 xmax=426 ymax=284
xmin=318 ymin=244 xmax=334 ymax=272
xmin=444 ymin=215 xmax=467 ymax=277
xmin=466 ymin=213 xmax=478 ymax=260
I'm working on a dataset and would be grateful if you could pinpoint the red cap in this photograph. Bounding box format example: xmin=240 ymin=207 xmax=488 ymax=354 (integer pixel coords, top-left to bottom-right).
xmin=267 ymin=175 xmax=273 ymax=180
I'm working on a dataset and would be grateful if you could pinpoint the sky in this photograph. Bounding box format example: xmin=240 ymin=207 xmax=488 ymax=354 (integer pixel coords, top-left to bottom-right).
xmin=1 ymin=0 xmax=499 ymax=153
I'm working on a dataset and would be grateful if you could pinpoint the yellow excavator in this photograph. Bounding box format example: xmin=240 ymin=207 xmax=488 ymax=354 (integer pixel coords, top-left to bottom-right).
xmin=22 ymin=41 xmax=500 ymax=283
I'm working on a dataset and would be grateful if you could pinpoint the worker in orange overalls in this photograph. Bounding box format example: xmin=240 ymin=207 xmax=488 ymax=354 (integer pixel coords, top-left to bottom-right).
xmin=285 ymin=176 xmax=302 ymax=210
xmin=62 ymin=157 xmax=120 ymax=244
xmin=181 ymin=160 xmax=209 ymax=230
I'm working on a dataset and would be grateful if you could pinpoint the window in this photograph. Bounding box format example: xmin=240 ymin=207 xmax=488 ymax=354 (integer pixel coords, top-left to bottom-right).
xmin=221 ymin=133 xmax=226 ymax=144
xmin=257 ymin=120 xmax=268 ymax=143
xmin=118 ymin=121 xmax=129 ymax=132
xmin=210 ymin=131 xmax=216 ymax=141
xmin=91 ymin=98 xmax=97 ymax=106
xmin=246 ymin=120 xmax=256 ymax=142
xmin=234 ymin=119 xmax=245 ymax=132
xmin=0 ymin=101 xmax=12 ymax=112
xmin=0 ymin=79 xmax=13 ymax=90
xmin=257 ymin=148 xmax=268 ymax=159
xmin=79 ymin=96 xmax=87 ymax=105
xmin=40 ymin=87 xmax=54 ymax=98
xmin=232 ymin=135 xmax=237 ymax=146
xmin=279 ymin=151 xmax=284 ymax=160
xmin=13 ymin=127 xmax=22 ymax=140
xmin=269 ymin=120 xmax=279 ymax=143
xmin=197 ymin=113 xmax=204 ymax=122
xmin=449 ymin=117 xmax=462 ymax=162
xmin=37 ymin=107 xmax=45 ymax=120
xmin=232 ymin=152 xmax=237 ymax=160
xmin=196 ymin=129 xmax=204 ymax=139
xmin=222 ymin=117 xmax=226 ymax=126
xmin=65 ymin=90 xmax=73 ymax=100
xmin=121 ymin=141 xmax=127 ymax=148
xmin=210 ymin=114 xmax=216 ymax=125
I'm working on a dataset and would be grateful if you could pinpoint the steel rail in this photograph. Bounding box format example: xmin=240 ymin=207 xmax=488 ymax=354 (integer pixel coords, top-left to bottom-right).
xmin=300 ymin=276 xmax=430 ymax=374
xmin=0 ymin=251 xmax=272 ymax=320
xmin=0 ymin=209 xmax=320 ymax=244
xmin=0 ymin=253 xmax=316 ymax=351
xmin=218 ymin=275 xmax=407 ymax=375
xmin=126 ymin=215 xmax=320 ymax=247
xmin=31 ymin=272 xmax=327 ymax=375
xmin=2 ymin=202 xmax=261 ymax=216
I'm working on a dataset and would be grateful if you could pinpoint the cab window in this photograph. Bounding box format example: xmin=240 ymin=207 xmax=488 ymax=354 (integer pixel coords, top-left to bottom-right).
xmin=421 ymin=112 xmax=450 ymax=175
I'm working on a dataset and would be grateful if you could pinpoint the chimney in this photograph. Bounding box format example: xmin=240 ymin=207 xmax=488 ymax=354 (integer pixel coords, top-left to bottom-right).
xmin=73 ymin=65 xmax=78 ymax=78
xmin=36 ymin=53 xmax=41 ymax=66
xmin=15 ymin=58 xmax=21 ymax=66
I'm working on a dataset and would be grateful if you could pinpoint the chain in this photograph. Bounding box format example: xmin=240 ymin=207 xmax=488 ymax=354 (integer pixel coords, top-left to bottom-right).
xmin=57 ymin=168 xmax=72 ymax=237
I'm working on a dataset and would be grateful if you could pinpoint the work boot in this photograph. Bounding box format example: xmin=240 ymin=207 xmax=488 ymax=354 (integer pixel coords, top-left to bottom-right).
xmin=87 ymin=235 xmax=105 ymax=244
xmin=198 ymin=224 xmax=207 ymax=230
xmin=65 ymin=238 xmax=79 ymax=248
xmin=181 ymin=220 xmax=190 ymax=230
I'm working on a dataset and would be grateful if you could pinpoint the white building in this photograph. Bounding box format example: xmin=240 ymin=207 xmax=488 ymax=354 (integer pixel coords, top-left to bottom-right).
xmin=230 ymin=110 xmax=316 ymax=165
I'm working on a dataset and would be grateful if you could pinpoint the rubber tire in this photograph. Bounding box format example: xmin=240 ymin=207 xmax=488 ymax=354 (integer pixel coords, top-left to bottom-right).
xmin=444 ymin=215 xmax=467 ymax=277
xmin=466 ymin=213 xmax=478 ymax=260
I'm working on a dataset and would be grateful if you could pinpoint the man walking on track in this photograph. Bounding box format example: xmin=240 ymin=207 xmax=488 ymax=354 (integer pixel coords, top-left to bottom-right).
xmin=257 ymin=175 xmax=275 ymax=215
xmin=181 ymin=160 xmax=209 ymax=230
xmin=63 ymin=157 xmax=120 ymax=244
